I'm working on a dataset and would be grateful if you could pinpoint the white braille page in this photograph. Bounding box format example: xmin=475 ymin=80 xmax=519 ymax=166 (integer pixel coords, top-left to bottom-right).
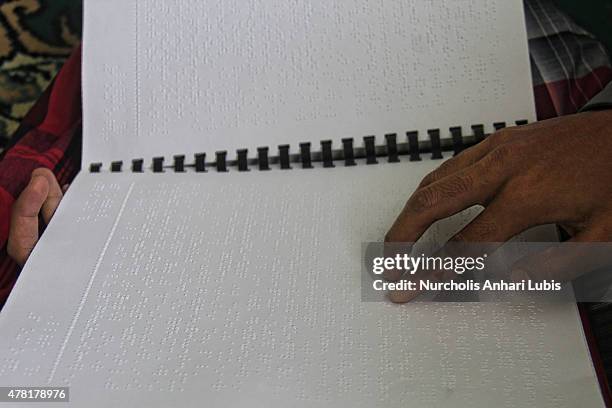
xmin=0 ymin=161 xmax=602 ymax=407
xmin=82 ymin=0 xmax=536 ymax=166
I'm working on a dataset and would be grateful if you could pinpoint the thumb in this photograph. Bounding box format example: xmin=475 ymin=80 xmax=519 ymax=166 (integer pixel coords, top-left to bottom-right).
xmin=7 ymin=174 xmax=50 ymax=266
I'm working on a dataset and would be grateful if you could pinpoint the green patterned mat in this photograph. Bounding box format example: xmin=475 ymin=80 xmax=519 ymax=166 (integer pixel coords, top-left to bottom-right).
xmin=0 ymin=0 xmax=81 ymax=146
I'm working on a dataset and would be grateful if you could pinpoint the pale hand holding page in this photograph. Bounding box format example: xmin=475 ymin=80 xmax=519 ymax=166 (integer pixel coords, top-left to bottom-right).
xmin=0 ymin=0 xmax=605 ymax=407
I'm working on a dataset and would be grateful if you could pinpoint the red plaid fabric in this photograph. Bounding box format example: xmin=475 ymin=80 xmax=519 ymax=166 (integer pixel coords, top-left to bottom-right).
xmin=526 ymin=0 xmax=612 ymax=118
xmin=0 ymin=47 xmax=81 ymax=306
xmin=0 ymin=1 xmax=611 ymax=308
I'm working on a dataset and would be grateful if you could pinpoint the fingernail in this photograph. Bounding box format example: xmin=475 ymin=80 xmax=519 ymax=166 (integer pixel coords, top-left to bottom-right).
xmin=387 ymin=288 xmax=420 ymax=303
xmin=510 ymin=268 xmax=530 ymax=283
xmin=387 ymin=290 xmax=409 ymax=304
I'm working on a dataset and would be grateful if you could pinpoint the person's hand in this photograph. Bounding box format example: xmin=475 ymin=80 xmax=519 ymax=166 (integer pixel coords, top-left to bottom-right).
xmin=7 ymin=168 xmax=66 ymax=266
xmin=385 ymin=110 xmax=612 ymax=302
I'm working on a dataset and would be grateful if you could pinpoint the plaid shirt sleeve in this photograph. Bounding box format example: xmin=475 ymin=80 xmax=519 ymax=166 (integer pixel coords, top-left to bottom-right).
xmin=0 ymin=47 xmax=81 ymax=308
xmin=525 ymin=0 xmax=612 ymax=119
xmin=582 ymin=83 xmax=612 ymax=111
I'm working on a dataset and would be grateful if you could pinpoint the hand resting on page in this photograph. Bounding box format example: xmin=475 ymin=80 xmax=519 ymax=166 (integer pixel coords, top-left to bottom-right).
xmin=385 ymin=110 xmax=612 ymax=302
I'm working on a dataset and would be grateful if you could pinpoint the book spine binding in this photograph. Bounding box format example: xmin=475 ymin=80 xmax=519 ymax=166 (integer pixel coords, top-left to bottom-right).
xmin=89 ymin=121 xmax=525 ymax=173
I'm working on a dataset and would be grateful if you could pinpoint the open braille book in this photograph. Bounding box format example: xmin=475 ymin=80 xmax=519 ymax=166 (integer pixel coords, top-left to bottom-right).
xmin=0 ymin=0 xmax=606 ymax=406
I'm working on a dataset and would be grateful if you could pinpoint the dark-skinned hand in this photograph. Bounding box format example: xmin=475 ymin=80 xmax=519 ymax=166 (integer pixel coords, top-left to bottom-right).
xmin=385 ymin=110 xmax=612 ymax=302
